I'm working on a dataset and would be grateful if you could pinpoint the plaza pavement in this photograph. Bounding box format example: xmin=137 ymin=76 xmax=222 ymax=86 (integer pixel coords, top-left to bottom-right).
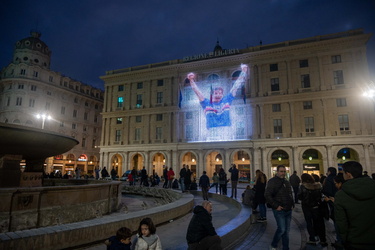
xmin=81 ymin=182 xmax=338 ymax=250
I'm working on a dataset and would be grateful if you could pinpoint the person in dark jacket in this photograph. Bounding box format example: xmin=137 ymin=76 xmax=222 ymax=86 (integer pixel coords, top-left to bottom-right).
xmin=265 ymin=165 xmax=294 ymax=250
xmin=218 ymin=167 xmax=227 ymax=195
xmin=101 ymin=167 xmax=109 ymax=178
xmin=298 ymin=173 xmax=327 ymax=246
xmin=106 ymin=227 xmax=132 ymax=250
xmin=335 ymin=161 xmax=375 ymax=249
xmin=179 ymin=164 xmax=187 ymax=193
xmin=253 ymin=170 xmax=267 ymax=222
xmin=199 ymin=171 xmax=210 ymax=200
xmin=322 ymin=167 xmax=338 ymax=221
xmin=186 ymin=201 xmax=222 ymax=250
xmin=229 ymin=164 xmax=239 ymax=199
xmin=289 ymin=171 xmax=301 ymax=204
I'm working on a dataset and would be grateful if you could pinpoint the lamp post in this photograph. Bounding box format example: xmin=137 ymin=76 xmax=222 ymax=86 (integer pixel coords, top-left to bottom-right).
xmin=36 ymin=114 xmax=52 ymax=129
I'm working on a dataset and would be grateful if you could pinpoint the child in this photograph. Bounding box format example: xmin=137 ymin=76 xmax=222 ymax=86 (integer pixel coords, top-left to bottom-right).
xmin=133 ymin=217 xmax=162 ymax=250
xmin=106 ymin=227 xmax=132 ymax=250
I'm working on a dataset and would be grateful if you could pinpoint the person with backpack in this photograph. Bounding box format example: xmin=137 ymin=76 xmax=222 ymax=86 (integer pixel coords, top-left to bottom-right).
xmin=298 ymin=173 xmax=327 ymax=247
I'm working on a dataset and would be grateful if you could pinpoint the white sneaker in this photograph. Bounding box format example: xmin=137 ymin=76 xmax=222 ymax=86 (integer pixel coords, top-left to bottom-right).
xmin=269 ymin=246 xmax=277 ymax=250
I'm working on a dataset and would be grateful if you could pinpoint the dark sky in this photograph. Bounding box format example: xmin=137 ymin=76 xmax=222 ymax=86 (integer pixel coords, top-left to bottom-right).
xmin=1 ymin=0 xmax=375 ymax=90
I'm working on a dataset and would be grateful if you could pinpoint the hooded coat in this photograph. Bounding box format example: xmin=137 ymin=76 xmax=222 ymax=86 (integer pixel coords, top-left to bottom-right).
xmin=334 ymin=176 xmax=375 ymax=249
xmin=133 ymin=233 xmax=162 ymax=250
xmin=186 ymin=205 xmax=217 ymax=244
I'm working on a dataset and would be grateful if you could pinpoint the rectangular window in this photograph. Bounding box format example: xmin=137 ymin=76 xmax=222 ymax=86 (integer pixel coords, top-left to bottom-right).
xmin=116 ymin=117 xmax=123 ymax=124
xmin=118 ymin=85 xmax=124 ymax=91
xmin=60 ymin=122 xmax=64 ymax=127
xmin=272 ymin=104 xmax=281 ymax=112
xmin=299 ymin=59 xmax=309 ymax=68
xmin=115 ymin=130 xmax=121 ymax=142
xmin=270 ymin=63 xmax=278 ymax=72
xmin=20 ymin=69 xmax=26 ymax=75
xmin=117 ymin=97 xmax=124 ymax=108
xmin=83 ymin=126 xmax=87 ymax=132
xmin=136 ymin=116 xmax=142 ymax=123
xmin=33 ymin=71 xmax=38 ymax=77
xmin=72 ymin=123 xmax=77 ymax=129
xmin=47 ymin=91 xmax=52 ymax=95
xmin=31 ymin=85 xmax=37 ymax=91
xmin=82 ymin=138 xmax=86 ymax=147
xmin=49 ymin=76 xmax=53 ymax=82
xmin=136 ymin=94 xmax=143 ymax=107
xmin=303 ymin=101 xmax=313 ymax=110
xmin=135 ymin=128 xmax=141 ymax=141
xmin=16 ymin=97 xmax=22 ymax=106
xmin=157 ymin=79 xmax=164 ymax=86
xmin=18 ymin=84 xmax=24 ymax=89
xmin=7 ymin=97 xmax=10 ymax=106
xmin=156 ymin=114 xmax=163 ymax=121
xmin=271 ymin=78 xmax=280 ymax=91
xmin=332 ymin=55 xmax=342 ymax=64
xmin=338 ymin=115 xmax=349 ymax=131
xmin=92 ymin=139 xmax=96 ymax=148
xmin=156 ymin=127 xmax=162 ymax=140
xmin=94 ymin=115 xmax=98 ymax=123
xmin=333 ymin=70 xmax=344 ymax=85
xmin=273 ymin=119 xmax=282 ymax=134
xmin=73 ymin=110 xmax=77 ymax=118
xmin=137 ymin=82 xmax=143 ymax=89
xmin=186 ymin=125 xmax=193 ymax=139
xmin=305 ymin=117 xmax=314 ymax=132
xmin=29 ymin=99 xmax=35 ymax=107
xmin=186 ymin=112 xmax=193 ymax=119
xmin=336 ymin=98 xmax=347 ymax=107
xmin=156 ymin=92 xmax=163 ymax=103
xmin=84 ymin=112 xmax=88 ymax=120
xmin=301 ymin=74 xmax=311 ymax=88
xmin=61 ymin=106 xmax=65 ymax=115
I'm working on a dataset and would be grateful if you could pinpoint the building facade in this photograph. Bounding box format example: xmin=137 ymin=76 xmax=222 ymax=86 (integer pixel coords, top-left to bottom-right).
xmin=100 ymin=29 xmax=375 ymax=181
xmin=0 ymin=31 xmax=104 ymax=176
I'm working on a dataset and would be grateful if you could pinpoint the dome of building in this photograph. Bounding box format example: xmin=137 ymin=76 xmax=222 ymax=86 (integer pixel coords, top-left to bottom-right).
xmin=213 ymin=40 xmax=223 ymax=53
xmin=12 ymin=30 xmax=52 ymax=69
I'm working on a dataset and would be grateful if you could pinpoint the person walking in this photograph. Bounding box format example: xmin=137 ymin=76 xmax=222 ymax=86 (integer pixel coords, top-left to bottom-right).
xmin=254 ymin=170 xmax=267 ymax=222
xmin=265 ymin=165 xmax=294 ymax=250
xmin=334 ymin=161 xmax=375 ymax=249
xmin=186 ymin=201 xmax=222 ymax=250
xmin=218 ymin=168 xmax=227 ymax=195
xmin=229 ymin=164 xmax=239 ymax=199
xmin=210 ymin=172 xmax=219 ymax=193
xmin=289 ymin=171 xmax=301 ymax=204
xmin=298 ymin=173 xmax=327 ymax=246
xmin=199 ymin=171 xmax=210 ymax=201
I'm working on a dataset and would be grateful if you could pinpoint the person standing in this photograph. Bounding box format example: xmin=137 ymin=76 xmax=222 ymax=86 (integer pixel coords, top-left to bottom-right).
xmin=185 ymin=166 xmax=192 ymax=191
xmin=179 ymin=164 xmax=187 ymax=193
xmin=75 ymin=167 xmax=81 ymax=179
xmin=199 ymin=171 xmax=210 ymax=201
xmin=101 ymin=167 xmax=109 ymax=179
xmin=254 ymin=170 xmax=267 ymax=222
xmin=322 ymin=167 xmax=338 ymax=221
xmin=210 ymin=172 xmax=219 ymax=193
xmin=298 ymin=173 xmax=327 ymax=246
xmin=94 ymin=166 xmax=100 ymax=180
xmin=162 ymin=166 xmax=168 ymax=188
xmin=334 ymin=161 xmax=375 ymax=249
xmin=229 ymin=164 xmax=239 ymax=199
xmin=167 ymin=167 xmax=175 ymax=189
xmin=186 ymin=201 xmax=222 ymax=250
xmin=111 ymin=168 xmax=117 ymax=180
xmin=265 ymin=165 xmax=294 ymax=250
xmin=140 ymin=166 xmax=147 ymax=186
xmin=289 ymin=171 xmax=301 ymax=204
xmin=218 ymin=167 xmax=227 ymax=195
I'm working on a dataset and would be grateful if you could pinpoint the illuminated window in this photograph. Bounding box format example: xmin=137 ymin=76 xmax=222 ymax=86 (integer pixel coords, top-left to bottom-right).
xmin=333 ymin=70 xmax=344 ymax=85
xmin=301 ymin=74 xmax=310 ymax=88
xmin=271 ymin=78 xmax=279 ymax=91
xmin=270 ymin=63 xmax=278 ymax=72
xmin=156 ymin=127 xmax=162 ymax=140
xmin=338 ymin=115 xmax=349 ymax=131
xmin=336 ymin=98 xmax=347 ymax=107
xmin=303 ymin=101 xmax=312 ymax=110
xmin=156 ymin=92 xmax=163 ymax=103
xmin=117 ymin=97 xmax=124 ymax=108
xmin=331 ymin=55 xmax=341 ymax=64
xmin=299 ymin=59 xmax=309 ymax=68
xmin=305 ymin=117 xmax=314 ymax=132
xmin=272 ymin=104 xmax=281 ymax=112
xmin=116 ymin=117 xmax=122 ymax=124
xmin=273 ymin=119 xmax=282 ymax=133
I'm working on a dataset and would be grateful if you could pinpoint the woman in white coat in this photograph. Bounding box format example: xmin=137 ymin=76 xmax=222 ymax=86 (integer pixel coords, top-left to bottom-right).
xmin=132 ymin=217 xmax=162 ymax=250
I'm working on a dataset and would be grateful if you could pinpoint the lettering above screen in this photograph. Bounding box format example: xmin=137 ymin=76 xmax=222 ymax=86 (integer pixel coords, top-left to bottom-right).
xmin=180 ymin=64 xmax=252 ymax=142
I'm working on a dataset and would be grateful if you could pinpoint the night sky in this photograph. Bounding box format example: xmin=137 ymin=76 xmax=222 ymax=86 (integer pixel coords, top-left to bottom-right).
xmin=1 ymin=0 xmax=375 ymax=90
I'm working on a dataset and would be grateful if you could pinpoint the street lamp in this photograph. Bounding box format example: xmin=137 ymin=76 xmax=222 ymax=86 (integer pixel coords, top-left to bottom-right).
xmin=36 ymin=114 xmax=52 ymax=129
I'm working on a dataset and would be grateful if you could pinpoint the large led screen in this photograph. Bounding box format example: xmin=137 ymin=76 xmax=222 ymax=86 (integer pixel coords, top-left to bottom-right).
xmin=181 ymin=64 xmax=252 ymax=142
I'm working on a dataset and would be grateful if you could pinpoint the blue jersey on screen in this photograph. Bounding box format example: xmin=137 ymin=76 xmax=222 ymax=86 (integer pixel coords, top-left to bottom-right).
xmin=200 ymin=94 xmax=235 ymax=129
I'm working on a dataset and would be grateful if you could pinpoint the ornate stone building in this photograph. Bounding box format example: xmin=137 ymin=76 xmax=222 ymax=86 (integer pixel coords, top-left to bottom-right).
xmin=100 ymin=29 xmax=374 ymax=181
xmin=0 ymin=31 xmax=104 ymax=176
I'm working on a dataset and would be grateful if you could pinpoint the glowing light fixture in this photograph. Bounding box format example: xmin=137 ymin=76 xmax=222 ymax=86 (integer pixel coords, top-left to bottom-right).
xmin=309 ymin=156 xmax=312 ymax=161
xmin=242 ymin=157 xmax=245 ymax=162
xmin=278 ymin=157 xmax=282 ymax=161
xmin=342 ymin=156 xmax=346 ymax=161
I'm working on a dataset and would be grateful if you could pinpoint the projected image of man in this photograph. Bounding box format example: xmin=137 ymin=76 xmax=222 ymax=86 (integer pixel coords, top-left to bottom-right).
xmin=187 ymin=64 xmax=248 ymax=129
